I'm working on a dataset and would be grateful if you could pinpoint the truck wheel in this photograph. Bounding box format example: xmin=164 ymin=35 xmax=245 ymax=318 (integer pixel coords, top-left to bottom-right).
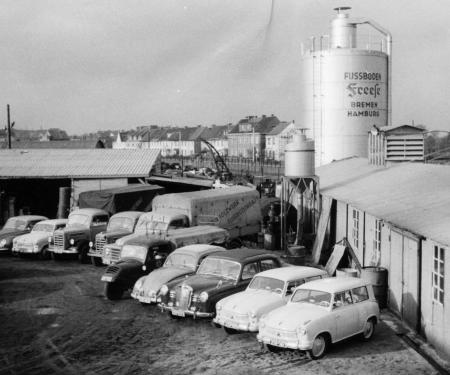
xmin=78 ymin=245 xmax=89 ymax=264
xmin=39 ymin=246 xmax=50 ymax=260
xmin=91 ymin=256 xmax=103 ymax=267
xmin=104 ymin=282 xmax=123 ymax=300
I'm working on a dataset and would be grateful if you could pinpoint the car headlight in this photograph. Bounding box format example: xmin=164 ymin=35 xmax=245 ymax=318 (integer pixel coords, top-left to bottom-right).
xmin=89 ymin=241 xmax=93 ymax=248
xmin=70 ymin=239 xmax=75 ymax=245
xmin=0 ymin=239 xmax=7 ymax=247
xmin=160 ymin=285 xmax=169 ymax=296
xmin=297 ymin=326 xmax=307 ymax=336
xmin=48 ymin=236 xmax=52 ymax=243
xmin=105 ymin=248 xmax=111 ymax=256
xmin=199 ymin=291 xmax=209 ymax=303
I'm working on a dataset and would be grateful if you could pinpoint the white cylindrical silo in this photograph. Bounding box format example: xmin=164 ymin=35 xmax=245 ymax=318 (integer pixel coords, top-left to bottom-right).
xmin=284 ymin=131 xmax=315 ymax=177
xmin=300 ymin=7 xmax=391 ymax=167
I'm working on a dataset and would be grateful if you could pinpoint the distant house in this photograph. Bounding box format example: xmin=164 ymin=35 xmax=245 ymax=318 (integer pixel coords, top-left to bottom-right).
xmin=265 ymin=121 xmax=297 ymax=161
xmin=199 ymin=125 xmax=229 ymax=156
xmin=39 ymin=128 xmax=70 ymax=141
xmin=227 ymin=115 xmax=280 ymax=159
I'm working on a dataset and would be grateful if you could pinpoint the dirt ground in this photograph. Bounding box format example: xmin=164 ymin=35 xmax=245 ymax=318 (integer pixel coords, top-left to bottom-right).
xmin=0 ymin=256 xmax=441 ymax=375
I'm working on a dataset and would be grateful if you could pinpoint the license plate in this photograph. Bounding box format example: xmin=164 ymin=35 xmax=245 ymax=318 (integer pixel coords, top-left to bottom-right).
xmin=139 ymin=297 xmax=151 ymax=304
xmin=172 ymin=309 xmax=185 ymax=317
xmin=53 ymin=249 xmax=63 ymax=254
xmin=101 ymin=276 xmax=113 ymax=282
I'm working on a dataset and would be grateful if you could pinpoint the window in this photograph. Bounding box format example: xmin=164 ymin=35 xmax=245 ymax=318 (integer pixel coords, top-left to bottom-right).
xmin=373 ymin=220 xmax=381 ymax=253
xmin=260 ymin=259 xmax=277 ymax=271
xmin=432 ymin=245 xmax=445 ymax=304
xmin=286 ymin=279 xmax=305 ymax=295
xmin=242 ymin=262 xmax=258 ymax=280
xmin=351 ymin=286 xmax=369 ymax=303
xmin=93 ymin=215 xmax=108 ymax=226
xmin=334 ymin=290 xmax=353 ymax=307
xmin=352 ymin=209 xmax=360 ymax=248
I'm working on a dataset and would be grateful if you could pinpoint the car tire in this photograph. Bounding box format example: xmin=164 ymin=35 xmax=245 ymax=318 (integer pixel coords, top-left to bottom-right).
xmin=266 ymin=344 xmax=282 ymax=353
xmin=361 ymin=318 xmax=376 ymax=341
xmin=223 ymin=326 xmax=239 ymax=335
xmin=104 ymin=282 xmax=123 ymax=300
xmin=91 ymin=256 xmax=103 ymax=267
xmin=308 ymin=333 xmax=329 ymax=360
xmin=39 ymin=246 xmax=50 ymax=260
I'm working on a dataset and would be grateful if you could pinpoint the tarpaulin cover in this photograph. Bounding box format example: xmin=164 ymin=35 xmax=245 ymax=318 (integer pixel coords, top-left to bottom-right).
xmin=78 ymin=184 xmax=164 ymax=215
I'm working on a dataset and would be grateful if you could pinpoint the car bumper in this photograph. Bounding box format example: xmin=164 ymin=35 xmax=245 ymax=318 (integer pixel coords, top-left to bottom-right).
xmin=12 ymin=247 xmax=38 ymax=254
xmin=213 ymin=316 xmax=258 ymax=332
xmin=159 ymin=304 xmax=214 ymax=318
xmin=49 ymin=246 xmax=78 ymax=254
xmin=257 ymin=334 xmax=304 ymax=350
xmin=0 ymin=246 xmax=11 ymax=252
xmin=131 ymin=291 xmax=157 ymax=304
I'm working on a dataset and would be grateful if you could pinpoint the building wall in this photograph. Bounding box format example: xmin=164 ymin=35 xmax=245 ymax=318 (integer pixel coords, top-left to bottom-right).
xmin=421 ymin=239 xmax=450 ymax=357
xmin=228 ymin=133 xmax=262 ymax=158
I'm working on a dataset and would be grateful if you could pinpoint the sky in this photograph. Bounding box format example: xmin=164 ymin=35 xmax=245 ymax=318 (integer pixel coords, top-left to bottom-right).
xmin=1 ymin=0 xmax=449 ymax=134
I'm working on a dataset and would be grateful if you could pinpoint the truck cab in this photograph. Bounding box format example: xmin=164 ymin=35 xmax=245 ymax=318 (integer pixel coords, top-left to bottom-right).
xmin=48 ymin=208 xmax=109 ymax=263
xmin=88 ymin=211 xmax=143 ymax=266
xmin=101 ymin=238 xmax=175 ymax=300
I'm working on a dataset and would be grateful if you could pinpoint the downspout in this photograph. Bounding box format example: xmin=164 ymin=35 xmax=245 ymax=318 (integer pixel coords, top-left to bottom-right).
xmin=351 ymin=18 xmax=392 ymax=126
xmin=417 ymin=237 xmax=423 ymax=334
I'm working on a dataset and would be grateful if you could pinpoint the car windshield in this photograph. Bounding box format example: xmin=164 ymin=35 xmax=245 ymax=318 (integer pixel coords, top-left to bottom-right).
xmin=68 ymin=214 xmax=90 ymax=226
xmin=32 ymin=223 xmax=54 ymax=233
xmin=197 ymin=258 xmax=241 ymax=280
xmin=107 ymin=217 xmax=135 ymax=232
xmin=248 ymin=276 xmax=285 ymax=294
xmin=120 ymin=245 xmax=148 ymax=262
xmin=135 ymin=218 xmax=168 ymax=234
xmin=291 ymin=289 xmax=332 ymax=308
xmin=163 ymin=253 xmax=196 ymax=269
xmin=3 ymin=218 xmax=27 ymax=230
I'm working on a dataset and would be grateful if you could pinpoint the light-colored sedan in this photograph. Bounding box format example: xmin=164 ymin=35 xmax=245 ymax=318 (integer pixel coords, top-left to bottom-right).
xmin=257 ymin=277 xmax=380 ymax=359
xmin=131 ymin=244 xmax=226 ymax=304
xmin=12 ymin=219 xmax=68 ymax=259
xmin=213 ymin=266 xmax=328 ymax=333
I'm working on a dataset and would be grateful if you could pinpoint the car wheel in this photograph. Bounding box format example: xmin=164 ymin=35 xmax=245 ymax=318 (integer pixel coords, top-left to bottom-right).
xmin=308 ymin=334 xmax=328 ymax=359
xmin=39 ymin=246 xmax=50 ymax=260
xmin=104 ymin=282 xmax=123 ymax=300
xmin=91 ymin=256 xmax=103 ymax=267
xmin=223 ymin=326 xmax=239 ymax=335
xmin=266 ymin=344 xmax=282 ymax=353
xmin=361 ymin=318 xmax=376 ymax=341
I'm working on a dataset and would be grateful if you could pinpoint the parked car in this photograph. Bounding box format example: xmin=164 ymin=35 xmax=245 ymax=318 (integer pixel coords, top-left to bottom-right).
xmin=88 ymin=211 xmax=143 ymax=266
xmin=213 ymin=266 xmax=328 ymax=333
xmin=131 ymin=244 xmax=227 ymax=304
xmin=12 ymin=219 xmax=68 ymax=259
xmin=101 ymin=238 xmax=175 ymax=300
xmin=159 ymin=249 xmax=283 ymax=319
xmin=256 ymin=277 xmax=380 ymax=359
xmin=48 ymin=208 xmax=109 ymax=262
xmin=102 ymin=226 xmax=229 ymax=300
xmin=0 ymin=215 xmax=48 ymax=254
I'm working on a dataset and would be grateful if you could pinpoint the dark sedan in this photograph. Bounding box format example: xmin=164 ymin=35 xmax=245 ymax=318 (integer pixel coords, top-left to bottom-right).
xmin=159 ymin=248 xmax=283 ymax=318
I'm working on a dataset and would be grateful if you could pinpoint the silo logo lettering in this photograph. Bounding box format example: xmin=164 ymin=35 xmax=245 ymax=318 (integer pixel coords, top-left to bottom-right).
xmin=346 ymin=83 xmax=381 ymax=99
xmin=344 ymin=72 xmax=382 ymax=80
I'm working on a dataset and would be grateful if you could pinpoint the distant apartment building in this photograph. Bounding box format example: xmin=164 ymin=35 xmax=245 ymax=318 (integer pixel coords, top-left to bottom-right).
xmin=227 ymin=115 xmax=280 ymax=159
xmin=265 ymin=121 xmax=297 ymax=161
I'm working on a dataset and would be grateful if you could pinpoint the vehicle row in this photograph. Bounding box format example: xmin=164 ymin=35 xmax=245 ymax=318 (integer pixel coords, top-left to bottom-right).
xmin=125 ymin=245 xmax=380 ymax=359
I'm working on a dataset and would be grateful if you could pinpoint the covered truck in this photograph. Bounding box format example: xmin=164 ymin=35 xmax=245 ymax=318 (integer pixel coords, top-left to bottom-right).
xmin=78 ymin=184 xmax=164 ymax=216
xmin=150 ymin=186 xmax=262 ymax=240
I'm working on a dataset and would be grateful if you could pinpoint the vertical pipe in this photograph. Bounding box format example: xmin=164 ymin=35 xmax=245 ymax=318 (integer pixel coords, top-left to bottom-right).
xmin=7 ymin=104 xmax=11 ymax=149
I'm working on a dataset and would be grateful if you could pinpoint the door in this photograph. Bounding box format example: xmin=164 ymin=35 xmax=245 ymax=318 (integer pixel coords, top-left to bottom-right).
xmin=332 ymin=291 xmax=358 ymax=340
xmin=389 ymin=230 xmax=403 ymax=316
xmin=402 ymin=236 xmax=419 ymax=328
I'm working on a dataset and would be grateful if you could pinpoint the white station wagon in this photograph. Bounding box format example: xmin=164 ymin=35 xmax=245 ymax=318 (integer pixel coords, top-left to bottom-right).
xmin=213 ymin=266 xmax=328 ymax=333
xmin=257 ymin=277 xmax=380 ymax=359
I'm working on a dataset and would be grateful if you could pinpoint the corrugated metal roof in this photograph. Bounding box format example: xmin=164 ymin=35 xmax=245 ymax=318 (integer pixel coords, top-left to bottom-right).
xmin=316 ymin=157 xmax=450 ymax=246
xmin=0 ymin=149 xmax=161 ymax=179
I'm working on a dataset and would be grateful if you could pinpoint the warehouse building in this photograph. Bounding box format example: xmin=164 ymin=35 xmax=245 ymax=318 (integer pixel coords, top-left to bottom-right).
xmin=315 ymin=157 xmax=450 ymax=358
xmin=0 ymin=149 xmax=161 ymax=222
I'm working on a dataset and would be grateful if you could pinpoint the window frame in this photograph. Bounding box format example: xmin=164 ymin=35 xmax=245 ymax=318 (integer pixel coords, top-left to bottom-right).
xmin=352 ymin=208 xmax=360 ymax=249
xmin=432 ymin=245 xmax=445 ymax=305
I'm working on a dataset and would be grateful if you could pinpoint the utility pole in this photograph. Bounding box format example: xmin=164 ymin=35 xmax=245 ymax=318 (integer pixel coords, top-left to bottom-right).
xmin=6 ymin=104 xmax=15 ymax=149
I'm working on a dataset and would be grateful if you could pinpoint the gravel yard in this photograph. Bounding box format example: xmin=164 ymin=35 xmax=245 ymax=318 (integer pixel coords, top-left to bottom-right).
xmin=0 ymin=256 xmax=440 ymax=375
